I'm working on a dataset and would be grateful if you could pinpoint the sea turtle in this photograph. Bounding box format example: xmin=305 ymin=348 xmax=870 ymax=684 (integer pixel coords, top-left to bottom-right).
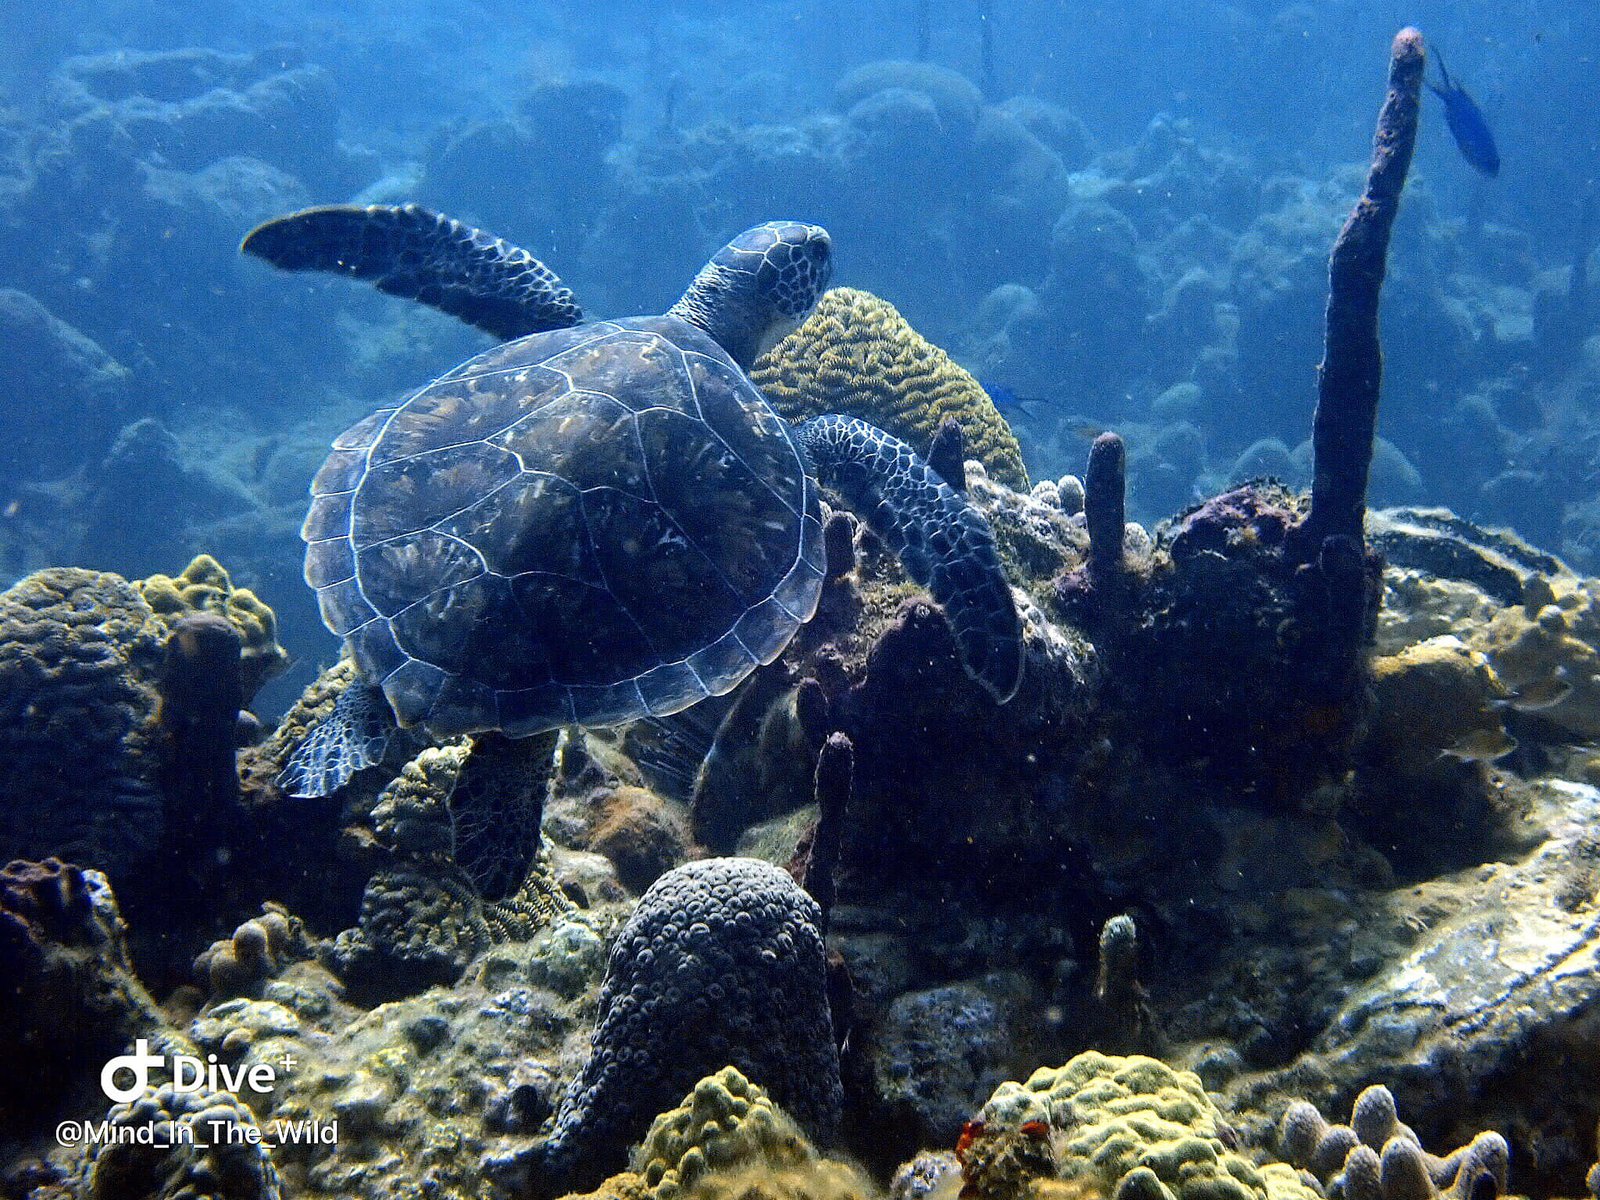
xmin=243 ymin=205 xmax=1023 ymax=797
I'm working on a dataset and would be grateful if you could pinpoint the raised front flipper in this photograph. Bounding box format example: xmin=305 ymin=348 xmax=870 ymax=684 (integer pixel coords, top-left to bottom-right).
xmin=278 ymin=680 xmax=396 ymax=798
xmin=794 ymin=414 xmax=1023 ymax=703
xmin=241 ymin=203 xmax=583 ymax=340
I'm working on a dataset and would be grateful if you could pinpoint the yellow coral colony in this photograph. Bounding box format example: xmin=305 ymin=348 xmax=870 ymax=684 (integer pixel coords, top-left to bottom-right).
xmin=135 ymin=553 xmax=290 ymax=697
xmin=753 ymin=287 xmax=1030 ymax=491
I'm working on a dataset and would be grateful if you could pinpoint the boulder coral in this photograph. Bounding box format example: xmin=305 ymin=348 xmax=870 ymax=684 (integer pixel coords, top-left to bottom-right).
xmin=330 ymin=733 xmax=571 ymax=997
xmin=0 ymin=568 xmax=168 ymax=873
xmin=541 ymin=858 xmax=843 ymax=1194
xmin=84 ymin=1081 xmax=282 ymax=1200
xmin=629 ymin=1066 xmax=871 ymax=1200
xmin=0 ymin=557 xmax=289 ymax=879
xmin=752 ymin=287 xmax=1028 ymax=490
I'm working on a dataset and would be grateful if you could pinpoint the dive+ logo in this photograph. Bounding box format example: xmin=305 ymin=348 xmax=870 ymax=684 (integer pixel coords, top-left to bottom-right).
xmin=100 ymin=1040 xmax=283 ymax=1103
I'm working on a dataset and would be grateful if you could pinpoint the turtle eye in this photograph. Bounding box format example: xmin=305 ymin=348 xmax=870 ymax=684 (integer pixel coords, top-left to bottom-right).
xmin=763 ymin=239 xmax=830 ymax=318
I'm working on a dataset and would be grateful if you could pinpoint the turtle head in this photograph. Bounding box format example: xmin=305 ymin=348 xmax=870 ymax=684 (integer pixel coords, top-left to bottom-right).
xmin=668 ymin=221 xmax=832 ymax=370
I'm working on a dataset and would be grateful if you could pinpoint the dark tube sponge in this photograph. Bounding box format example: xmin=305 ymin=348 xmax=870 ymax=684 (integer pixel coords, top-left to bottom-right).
xmin=1298 ymin=28 xmax=1424 ymax=553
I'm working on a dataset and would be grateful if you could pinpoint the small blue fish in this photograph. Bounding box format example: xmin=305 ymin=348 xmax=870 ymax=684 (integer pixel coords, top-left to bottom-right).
xmin=979 ymin=380 xmax=1050 ymax=421
xmin=1429 ymin=52 xmax=1500 ymax=178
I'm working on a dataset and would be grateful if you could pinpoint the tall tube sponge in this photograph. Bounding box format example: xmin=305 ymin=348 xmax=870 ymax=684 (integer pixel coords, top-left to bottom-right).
xmin=1292 ymin=28 xmax=1425 ymax=559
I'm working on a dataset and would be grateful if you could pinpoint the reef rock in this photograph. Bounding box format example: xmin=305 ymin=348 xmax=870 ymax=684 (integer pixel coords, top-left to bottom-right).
xmin=0 ymin=288 xmax=130 ymax=482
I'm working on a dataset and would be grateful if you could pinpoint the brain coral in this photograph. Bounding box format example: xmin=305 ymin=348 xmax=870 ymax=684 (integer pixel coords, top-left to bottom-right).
xmin=973 ymin=1052 xmax=1319 ymax=1200
xmin=541 ymin=858 xmax=842 ymax=1193
xmin=752 ymin=287 xmax=1028 ymax=490
xmin=0 ymin=568 xmax=167 ymax=871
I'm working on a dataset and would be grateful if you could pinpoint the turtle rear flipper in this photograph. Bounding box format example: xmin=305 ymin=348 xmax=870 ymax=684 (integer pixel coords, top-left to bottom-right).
xmin=279 ymin=680 xmax=396 ymax=798
xmin=242 ymin=203 xmax=583 ymax=341
xmin=796 ymin=414 xmax=1024 ymax=704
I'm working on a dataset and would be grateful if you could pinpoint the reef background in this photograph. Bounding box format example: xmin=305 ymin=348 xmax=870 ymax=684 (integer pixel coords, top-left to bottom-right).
xmin=1 ymin=0 xmax=1598 ymax=714
xmin=9 ymin=8 xmax=1600 ymax=1200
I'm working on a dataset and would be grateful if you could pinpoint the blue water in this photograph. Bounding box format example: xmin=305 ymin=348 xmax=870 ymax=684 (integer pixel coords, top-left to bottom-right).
xmin=0 ymin=0 xmax=1595 ymax=713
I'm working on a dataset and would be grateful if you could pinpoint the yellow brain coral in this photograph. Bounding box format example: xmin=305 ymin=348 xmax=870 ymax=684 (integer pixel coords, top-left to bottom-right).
xmin=586 ymin=1066 xmax=873 ymax=1200
xmin=752 ymin=287 xmax=1029 ymax=491
xmin=974 ymin=1053 xmax=1318 ymax=1200
xmin=135 ymin=554 xmax=289 ymax=700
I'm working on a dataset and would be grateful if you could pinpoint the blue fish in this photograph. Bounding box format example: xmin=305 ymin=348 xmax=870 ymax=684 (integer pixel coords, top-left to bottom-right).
xmin=1429 ymin=52 xmax=1500 ymax=178
xmin=979 ymin=380 xmax=1050 ymax=421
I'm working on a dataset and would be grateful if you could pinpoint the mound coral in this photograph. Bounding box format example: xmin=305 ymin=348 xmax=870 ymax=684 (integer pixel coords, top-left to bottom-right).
xmin=752 ymin=287 xmax=1028 ymax=490
xmin=970 ymin=1052 xmax=1318 ymax=1200
xmin=0 ymin=568 xmax=167 ymax=873
xmin=85 ymin=1080 xmax=282 ymax=1200
xmin=0 ymin=556 xmax=290 ymax=882
xmin=136 ymin=553 xmax=289 ymax=701
xmin=541 ymin=858 xmax=842 ymax=1193
xmin=632 ymin=1066 xmax=871 ymax=1200
xmin=194 ymin=905 xmax=307 ymax=1000
xmin=331 ymin=733 xmax=571 ymax=996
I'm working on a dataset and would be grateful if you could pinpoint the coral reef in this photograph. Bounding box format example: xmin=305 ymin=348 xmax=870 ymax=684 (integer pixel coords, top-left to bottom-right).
xmin=627 ymin=1066 xmax=872 ymax=1200
xmin=0 ymin=859 xmax=171 ymax=1131
xmin=84 ymin=1082 xmax=282 ymax=1200
xmin=968 ymin=1052 xmax=1319 ymax=1200
xmin=195 ymin=905 xmax=309 ymax=1001
xmin=329 ymin=732 xmax=571 ymax=998
xmin=136 ymin=554 xmax=289 ymax=703
xmin=1278 ymin=1086 xmax=1509 ymax=1200
xmin=752 ymin=287 xmax=1028 ymax=489
xmin=873 ymin=983 xmax=1015 ymax=1147
xmin=0 ymin=556 xmax=289 ymax=906
xmin=541 ymin=857 xmax=843 ymax=1193
xmin=0 ymin=568 xmax=167 ymax=875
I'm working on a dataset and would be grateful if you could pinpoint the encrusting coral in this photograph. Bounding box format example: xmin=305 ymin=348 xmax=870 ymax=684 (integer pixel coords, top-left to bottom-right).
xmin=752 ymin=287 xmax=1029 ymax=490
xmin=0 ymin=858 xmax=173 ymax=1132
xmin=85 ymin=1081 xmax=282 ymax=1200
xmin=540 ymin=858 xmax=843 ymax=1194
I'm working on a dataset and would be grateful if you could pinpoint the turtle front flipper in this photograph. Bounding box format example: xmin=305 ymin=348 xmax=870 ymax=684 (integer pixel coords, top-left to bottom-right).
xmin=278 ymin=680 xmax=397 ymax=798
xmin=794 ymin=414 xmax=1024 ymax=703
xmin=242 ymin=203 xmax=583 ymax=341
